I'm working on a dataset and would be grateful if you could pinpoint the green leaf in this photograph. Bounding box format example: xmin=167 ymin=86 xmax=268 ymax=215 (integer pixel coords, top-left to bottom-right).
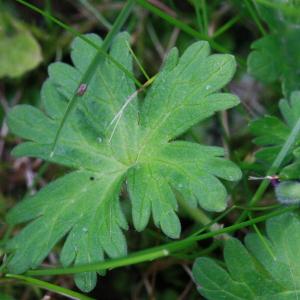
xmin=249 ymin=91 xmax=300 ymax=167
xmin=247 ymin=1 xmax=300 ymax=96
xmin=274 ymin=180 xmax=300 ymax=204
xmin=279 ymin=162 xmax=300 ymax=180
xmin=0 ymin=12 xmax=42 ymax=78
xmin=247 ymin=35 xmax=281 ymax=83
xmin=257 ymin=0 xmax=300 ymax=31
xmin=193 ymin=212 xmax=300 ymax=299
xmin=6 ymin=32 xmax=241 ymax=291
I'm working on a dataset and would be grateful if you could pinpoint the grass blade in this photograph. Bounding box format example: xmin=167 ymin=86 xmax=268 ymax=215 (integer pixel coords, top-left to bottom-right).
xmin=137 ymin=0 xmax=227 ymax=53
xmin=193 ymin=0 xmax=204 ymax=33
xmin=78 ymin=0 xmax=112 ymax=30
xmin=5 ymin=274 xmax=95 ymax=300
xmin=200 ymin=0 xmax=208 ymax=35
xmin=137 ymin=0 xmax=246 ymax=68
xmin=245 ymin=0 xmax=267 ymax=36
xmin=212 ymin=15 xmax=240 ymax=39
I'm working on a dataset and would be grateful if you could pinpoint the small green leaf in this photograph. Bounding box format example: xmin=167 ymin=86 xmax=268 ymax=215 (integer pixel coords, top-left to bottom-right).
xmin=6 ymin=32 xmax=240 ymax=291
xmin=249 ymin=91 xmax=300 ymax=166
xmin=248 ymin=35 xmax=281 ymax=83
xmin=193 ymin=257 xmax=254 ymax=299
xmin=279 ymin=162 xmax=300 ymax=180
xmin=275 ymin=180 xmax=300 ymax=204
xmin=0 ymin=12 xmax=42 ymax=78
xmin=247 ymin=1 xmax=300 ymax=96
xmin=193 ymin=212 xmax=300 ymax=299
xmin=257 ymin=0 xmax=300 ymax=31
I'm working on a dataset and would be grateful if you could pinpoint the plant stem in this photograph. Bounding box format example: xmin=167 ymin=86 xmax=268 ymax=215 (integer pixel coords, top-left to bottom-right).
xmin=250 ymin=216 xmax=276 ymax=260
xmin=5 ymin=274 xmax=95 ymax=300
xmin=177 ymin=196 xmax=211 ymax=225
xmin=200 ymin=0 xmax=208 ymax=35
xmin=137 ymin=0 xmax=226 ymax=53
xmin=100 ymin=0 xmax=135 ymax=51
xmin=24 ymin=205 xmax=296 ymax=276
xmin=126 ymin=41 xmax=150 ymax=80
xmin=177 ymin=195 xmax=232 ymax=238
xmin=190 ymin=206 xmax=235 ymax=237
xmin=193 ymin=0 xmax=203 ymax=33
xmin=245 ymin=0 xmax=267 ymax=36
xmin=79 ymin=0 xmax=112 ymax=30
xmin=137 ymin=0 xmax=246 ymax=68
xmin=212 ymin=15 xmax=240 ymax=39
xmin=44 ymin=0 xmax=53 ymax=28
xmin=237 ymin=117 xmax=300 ymax=223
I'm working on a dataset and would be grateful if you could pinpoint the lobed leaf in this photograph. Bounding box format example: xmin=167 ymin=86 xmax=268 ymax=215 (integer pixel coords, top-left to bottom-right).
xmin=249 ymin=91 xmax=300 ymax=171
xmin=193 ymin=212 xmax=300 ymax=299
xmin=6 ymin=32 xmax=241 ymax=291
xmin=247 ymin=1 xmax=300 ymax=97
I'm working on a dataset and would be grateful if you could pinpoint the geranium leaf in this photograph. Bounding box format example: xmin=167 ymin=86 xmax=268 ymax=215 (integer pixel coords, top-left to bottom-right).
xmin=247 ymin=1 xmax=300 ymax=97
xmin=193 ymin=212 xmax=300 ymax=299
xmin=6 ymin=32 xmax=241 ymax=291
xmin=249 ymin=91 xmax=300 ymax=172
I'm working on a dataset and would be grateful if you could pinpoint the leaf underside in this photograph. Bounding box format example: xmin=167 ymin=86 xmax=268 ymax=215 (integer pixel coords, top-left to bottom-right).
xmin=193 ymin=212 xmax=300 ymax=300
xmin=7 ymin=32 xmax=241 ymax=291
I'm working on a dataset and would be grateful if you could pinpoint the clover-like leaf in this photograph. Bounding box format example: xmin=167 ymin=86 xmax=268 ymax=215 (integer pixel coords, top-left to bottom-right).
xmin=6 ymin=32 xmax=241 ymax=291
xmin=0 ymin=12 xmax=42 ymax=78
xmin=247 ymin=1 xmax=300 ymax=97
xmin=193 ymin=212 xmax=300 ymax=299
xmin=249 ymin=91 xmax=300 ymax=169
